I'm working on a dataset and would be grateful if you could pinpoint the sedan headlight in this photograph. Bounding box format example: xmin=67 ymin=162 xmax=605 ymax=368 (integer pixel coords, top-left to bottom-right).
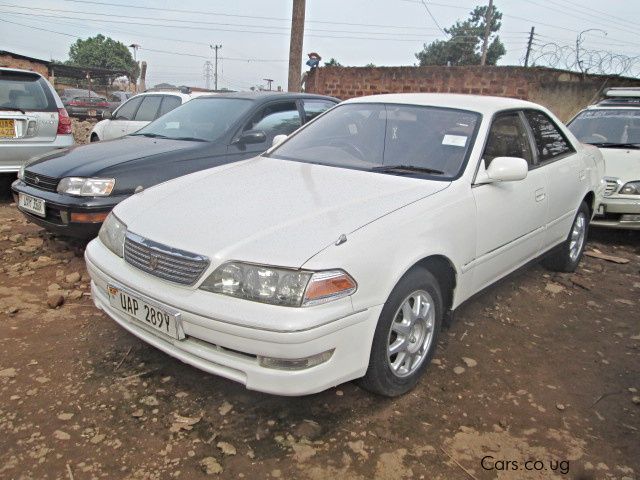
xmin=57 ymin=177 xmax=115 ymax=196
xmin=98 ymin=213 xmax=127 ymax=257
xmin=620 ymin=181 xmax=640 ymax=195
xmin=199 ymin=262 xmax=357 ymax=307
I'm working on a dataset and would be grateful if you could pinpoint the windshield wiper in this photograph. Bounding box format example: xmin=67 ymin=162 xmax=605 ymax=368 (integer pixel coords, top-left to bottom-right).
xmin=0 ymin=107 xmax=26 ymax=114
xmin=171 ymin=136 xmax=208 ymax=142
xmin=131 ymin=132 xmax=171 ymax=139
xmin=588 ymin=142 xmax=640 ymax=149
xmin=371 ymin=164 xmax=444 ymax=175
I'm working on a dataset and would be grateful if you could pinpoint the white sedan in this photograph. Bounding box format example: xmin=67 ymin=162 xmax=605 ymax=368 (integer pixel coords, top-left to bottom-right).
xmin=89 ymin=90 xmax=209 ymax=142
xmin=85 ymin=94 xmax=604 ymax=397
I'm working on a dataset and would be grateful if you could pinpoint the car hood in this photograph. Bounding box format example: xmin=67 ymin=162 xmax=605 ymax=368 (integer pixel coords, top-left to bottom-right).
xmin=25 ymin=136 xmax=204 ymax=178
xmin=600 ymin=147 xmax=640 ymax=181
xmin=116 ymin=157 xmax=450 ymax=269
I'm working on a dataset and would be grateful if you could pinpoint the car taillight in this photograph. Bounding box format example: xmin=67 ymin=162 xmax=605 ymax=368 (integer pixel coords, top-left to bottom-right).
xmin=68 ymin=100 xmax=80 ymax=106
xmin=98 ymin=102 xmax=109 ymax=107
xmin=57 ymin=108 xmax=72 ymax=135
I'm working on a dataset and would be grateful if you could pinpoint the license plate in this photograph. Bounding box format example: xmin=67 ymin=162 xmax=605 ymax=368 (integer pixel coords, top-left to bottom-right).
xmin=18 ymin=192 xmax=46 ymax=217
xmin=108 ymin=285 xmax=181 ymax=339
xmin=0 ymin=119 xmax=15 ymax=138
xmin=88 ymin=110 xmax=96 ymax=116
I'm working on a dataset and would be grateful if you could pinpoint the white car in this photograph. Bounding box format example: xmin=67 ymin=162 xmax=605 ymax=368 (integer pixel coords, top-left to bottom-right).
xmin=89 ymin=90 xmax=209 ymax=142
xmin=85 ymin=94 xmax=604 ymax=397
xmin=567 ymin=88 xmax=640 ymax=229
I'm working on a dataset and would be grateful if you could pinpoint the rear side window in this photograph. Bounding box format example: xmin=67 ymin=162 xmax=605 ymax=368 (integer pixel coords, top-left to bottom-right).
xmin=114 ymin=96 xmax=142 ymax=120
xmin=303 ymin=99 xmax=335 ymax=121
xmin=158 ymin=95 xmax=182 ymax=117
xmin=134 ymin=96 xmax=163 ymax=121
xmin=524 ymin=110 xmax=574 ymax=162
xmin=0 ymin=72 xmax=56 ymax=112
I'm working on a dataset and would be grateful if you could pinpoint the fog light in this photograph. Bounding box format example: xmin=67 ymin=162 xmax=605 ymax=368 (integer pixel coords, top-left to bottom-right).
xmin=621 ymin=214 xmax=640 ymax=222
xmin=258 ymin=349 xmax=334 ymax=370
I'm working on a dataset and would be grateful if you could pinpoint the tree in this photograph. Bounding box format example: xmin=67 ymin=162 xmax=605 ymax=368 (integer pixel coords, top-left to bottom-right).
xmin=415 ymin=4 xmax=506 ymax=66
xmin=324 ymin=58 xmax=343 ymax=67
xmin=67 ymin=34 xmax=139 ymax=79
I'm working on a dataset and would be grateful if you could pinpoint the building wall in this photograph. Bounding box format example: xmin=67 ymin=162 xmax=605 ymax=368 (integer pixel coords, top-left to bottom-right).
xmin=0 ymin=54 xmax=49 ymax=78
xmin=305 ymin=66 xmax=640 ymax=121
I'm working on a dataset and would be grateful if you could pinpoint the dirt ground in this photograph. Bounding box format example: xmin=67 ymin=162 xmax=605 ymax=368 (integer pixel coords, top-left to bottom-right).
xmin=0 ymin=190 xmax=638 ymax=480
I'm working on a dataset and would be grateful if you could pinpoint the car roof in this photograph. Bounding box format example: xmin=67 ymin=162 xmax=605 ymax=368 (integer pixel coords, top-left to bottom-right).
xmin=343 ymin=93 xmax=542 ymax=115
xmin=195 ymin=91 xmax=339 ymax=102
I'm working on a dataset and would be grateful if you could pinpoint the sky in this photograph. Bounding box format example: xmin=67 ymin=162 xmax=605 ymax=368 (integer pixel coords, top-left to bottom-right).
xmin=0 ymin=0 xmax=638 ymax=91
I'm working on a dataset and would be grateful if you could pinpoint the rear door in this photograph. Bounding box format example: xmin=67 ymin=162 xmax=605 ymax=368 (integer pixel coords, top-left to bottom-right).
xmin=523 ymin=109 xmax=582 ymax=248
xmin=157 ymin=95 xmax=182 ymax=119
xmin=124 ymin=94 xmax=163 ymax=135
xmin=301 ymin=98 xmax=336 ymax=122
xmin=0 ymin=70 xmax=60 ymax=169
xmin=102 ymin=96 xmax=143 ymax=140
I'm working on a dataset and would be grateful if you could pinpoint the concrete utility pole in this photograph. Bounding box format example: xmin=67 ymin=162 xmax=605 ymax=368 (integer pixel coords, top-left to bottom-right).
xmin=287 ymin=0 xmax=306 ymax=92
xmin=128 ymin=43 xmax=141 ymax=92
xmin=263 ymin=78 xmax=274 ymax=91
xmin=480 ymin=0 xmax=493 ymax=66
xmin=524 ymin=26 xmax=535 ymax=67
xmin=210 ymin=44 xmax=222 ymax=90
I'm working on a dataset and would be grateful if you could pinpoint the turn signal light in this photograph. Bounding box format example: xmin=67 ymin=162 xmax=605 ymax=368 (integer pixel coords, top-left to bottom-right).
xmin=303 ymin=270 xmax=357 ymax=306
xmin=70 ymin=212 xmax=109 ymax=223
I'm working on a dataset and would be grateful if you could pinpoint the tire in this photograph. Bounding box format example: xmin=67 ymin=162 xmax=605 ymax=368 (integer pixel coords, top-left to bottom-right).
xmin=542 ymin=201 xmax=590 ymax=273
xmin=90 ymin=134 xmax=99 ymax=142
xmin=359 ymin=266 xmax=443 ymax=397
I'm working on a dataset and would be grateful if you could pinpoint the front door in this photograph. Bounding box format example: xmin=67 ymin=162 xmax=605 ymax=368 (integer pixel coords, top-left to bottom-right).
xmin=103 ymin=96 xmax=143 ymax=140
xmin=471 ymin=111 xmax=548 ymax=292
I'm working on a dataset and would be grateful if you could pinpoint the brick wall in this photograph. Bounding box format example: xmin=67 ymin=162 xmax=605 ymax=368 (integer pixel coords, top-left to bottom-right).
xmin=0 ymin=54 xmax=49 ymax=78
xmin=305 ymin=66 xmax=640 ymax=121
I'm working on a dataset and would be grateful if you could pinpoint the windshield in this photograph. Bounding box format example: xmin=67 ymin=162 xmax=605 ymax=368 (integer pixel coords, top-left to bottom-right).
xmin=133 ymin=97 xmax=253 ymax=142
xmin=269 ymin=103 xmax=481 ymax=179
xmin=568 ymin=109 xmax=640 ymax=146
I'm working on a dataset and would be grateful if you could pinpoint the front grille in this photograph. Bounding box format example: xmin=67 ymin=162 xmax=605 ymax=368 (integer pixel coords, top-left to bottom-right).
xmin=604 ymin=178 xmax=620 ymax=197
xmin=124 ymin=232 xmax=210 ymax=286
xmin=24 ymin=171 xmax=59 ymax=192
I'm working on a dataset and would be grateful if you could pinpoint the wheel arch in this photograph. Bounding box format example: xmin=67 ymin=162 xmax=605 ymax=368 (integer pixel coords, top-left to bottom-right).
xmin=408 ymin=254 xmax=457 ymax=313
xmin=582 ymin=191 xmax=595 ymax=216
xmin=90 ymin=132 xmax=100 ymax=142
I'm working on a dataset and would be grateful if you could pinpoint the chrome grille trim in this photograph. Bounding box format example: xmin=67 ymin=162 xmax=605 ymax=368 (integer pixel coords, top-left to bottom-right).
xmin=24 ymin=171 xmax=59 ymax=192
xmin=603 ymin=177 xmax=622 ymax=197
xmin=124 ymin=232 xmax=210 ymax=286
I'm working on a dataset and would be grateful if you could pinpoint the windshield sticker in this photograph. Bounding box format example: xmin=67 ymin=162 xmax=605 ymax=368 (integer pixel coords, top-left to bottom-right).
xmin=442 ymin=134 xmax=467 ymax=147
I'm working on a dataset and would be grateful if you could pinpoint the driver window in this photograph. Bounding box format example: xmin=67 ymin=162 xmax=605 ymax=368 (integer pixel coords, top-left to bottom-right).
xmin=114 ymin=96 xmax=142 ymax=120
xmin=483 ymin=112 xmax=533 ymax=168
xmin=244 ymin=102 xmax=301 ymax=141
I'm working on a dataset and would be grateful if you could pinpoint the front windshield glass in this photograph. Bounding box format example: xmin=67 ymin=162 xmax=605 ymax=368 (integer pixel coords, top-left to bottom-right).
xmin=133 ymin=97 xmax=253 ymax=142
xmin=269 ymin=103 xmax=481 ymax=178
xmin=568 ymin=109 xmax=640 ymax=146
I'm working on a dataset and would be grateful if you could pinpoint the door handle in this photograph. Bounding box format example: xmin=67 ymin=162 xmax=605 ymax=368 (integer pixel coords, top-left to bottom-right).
xmin=535 ymin=188 xmax=546 ymax=202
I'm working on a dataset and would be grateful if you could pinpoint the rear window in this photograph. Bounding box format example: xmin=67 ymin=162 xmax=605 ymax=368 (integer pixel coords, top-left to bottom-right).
xmin=0 ymin=71 xmax=56 ymax=112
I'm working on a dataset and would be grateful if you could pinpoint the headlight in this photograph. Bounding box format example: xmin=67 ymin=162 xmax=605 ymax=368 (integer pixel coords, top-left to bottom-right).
xmin=57 ymin=177 xmax=115 ymax=196
xmin=620 ymin=181 xmax=640 ymax=195
xmin=17 ymin=165 xmax=25 ymax=180
xmin=199 ymin=262 xmax=357 ymax=307
xmin=98 ymin=213 xmax=127 ymax=257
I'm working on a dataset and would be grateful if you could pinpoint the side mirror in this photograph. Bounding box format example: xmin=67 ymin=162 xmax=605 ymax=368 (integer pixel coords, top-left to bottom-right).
xmin=102 ymin=110 xmax=112 ymax=120
xmin=233 ymin=129 xmax=266 ymax=145
xmin=272 ymin=134 xmax=287 ymax=147
xmin=476 ymin=157 xmax=528 ymax=184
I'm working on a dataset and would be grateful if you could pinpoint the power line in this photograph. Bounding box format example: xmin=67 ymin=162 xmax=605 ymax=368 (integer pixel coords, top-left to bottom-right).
xmin=418 ymin=1 xmax=445 ymax=35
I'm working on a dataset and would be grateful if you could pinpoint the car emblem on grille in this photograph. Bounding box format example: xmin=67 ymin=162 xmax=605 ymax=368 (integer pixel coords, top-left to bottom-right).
xmin=149 ymin=254 xmax=159 ymax=271
xmin=34 ymin=176 xmax=40 ymax=185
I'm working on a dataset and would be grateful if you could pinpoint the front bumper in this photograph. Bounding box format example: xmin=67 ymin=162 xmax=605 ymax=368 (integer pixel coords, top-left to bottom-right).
xmin=592 ymin=196 xmax=640 ymax=230
xmin=85 ymin=239 xmax=381 ymax=396
xmin=11 ymin=179 xmax=129 ymax=238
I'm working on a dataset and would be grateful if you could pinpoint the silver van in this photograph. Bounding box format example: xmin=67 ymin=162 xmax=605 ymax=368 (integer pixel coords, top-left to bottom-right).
xmin=0 ymin=68 xmax=74 ymax=173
